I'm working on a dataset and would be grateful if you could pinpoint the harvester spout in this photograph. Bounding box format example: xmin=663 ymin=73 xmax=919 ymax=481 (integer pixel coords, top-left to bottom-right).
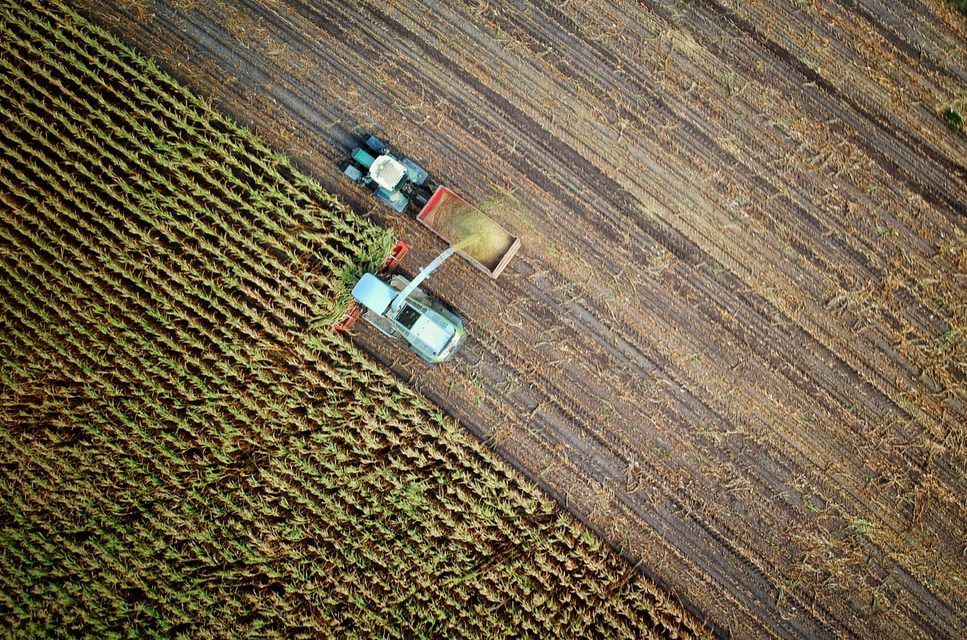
xmin=390 ymin=246 xmax=458 ymax=314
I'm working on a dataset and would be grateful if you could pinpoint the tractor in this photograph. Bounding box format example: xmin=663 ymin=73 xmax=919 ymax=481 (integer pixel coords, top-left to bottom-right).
xmin=341 ymin=134 xmax=433 ymax=214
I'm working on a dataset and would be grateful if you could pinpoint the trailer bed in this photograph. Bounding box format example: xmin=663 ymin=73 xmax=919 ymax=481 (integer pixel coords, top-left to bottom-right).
xmin=417 ymin=186 xmax=520 ymax=279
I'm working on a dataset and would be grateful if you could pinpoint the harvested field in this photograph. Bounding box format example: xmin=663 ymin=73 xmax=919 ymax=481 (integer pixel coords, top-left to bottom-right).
xmin=0 ymin=2 xmax=702 ymax=637
xmin=63 ymin=0 xmax=967 ymax=638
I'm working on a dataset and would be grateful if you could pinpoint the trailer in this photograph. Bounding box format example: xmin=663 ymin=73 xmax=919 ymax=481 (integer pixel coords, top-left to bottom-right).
xmin=416 ymin=186 xmax=520 ymax=279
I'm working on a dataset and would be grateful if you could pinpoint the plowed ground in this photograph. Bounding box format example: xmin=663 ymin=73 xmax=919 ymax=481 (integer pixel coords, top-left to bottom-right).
xmin=76 ymin=1 xmax=967 ymax=638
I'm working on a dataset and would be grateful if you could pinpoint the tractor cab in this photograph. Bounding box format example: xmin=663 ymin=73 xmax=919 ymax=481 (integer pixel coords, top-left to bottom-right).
xmin=368 ymin=155 xmax=406 ymax=191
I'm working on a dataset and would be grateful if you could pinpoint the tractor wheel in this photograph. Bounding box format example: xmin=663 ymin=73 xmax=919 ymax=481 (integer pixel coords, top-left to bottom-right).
xmin=364 ymin=134 xmax=388 ymax=154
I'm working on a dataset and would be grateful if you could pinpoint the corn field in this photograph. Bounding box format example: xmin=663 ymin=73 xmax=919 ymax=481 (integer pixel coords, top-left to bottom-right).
xmin=0 ymin=1 xmax=700 ymax=637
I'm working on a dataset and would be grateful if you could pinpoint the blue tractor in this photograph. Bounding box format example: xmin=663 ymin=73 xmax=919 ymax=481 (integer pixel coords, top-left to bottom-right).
xmin=341 ymin=134 xmax=434 ymax=213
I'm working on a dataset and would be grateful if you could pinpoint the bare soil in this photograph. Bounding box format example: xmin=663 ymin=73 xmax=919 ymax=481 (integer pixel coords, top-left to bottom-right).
xmin=74 ymin=1 xmax=966 ymax=637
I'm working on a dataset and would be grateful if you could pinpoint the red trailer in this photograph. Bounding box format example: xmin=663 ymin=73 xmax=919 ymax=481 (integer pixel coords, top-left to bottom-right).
xmin=416 ymin=186 xmax=520 ymax=279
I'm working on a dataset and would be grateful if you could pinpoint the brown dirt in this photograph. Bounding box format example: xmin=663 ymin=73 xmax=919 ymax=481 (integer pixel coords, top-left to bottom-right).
xmin=73 ymin=0 xmax=966 ymax=638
